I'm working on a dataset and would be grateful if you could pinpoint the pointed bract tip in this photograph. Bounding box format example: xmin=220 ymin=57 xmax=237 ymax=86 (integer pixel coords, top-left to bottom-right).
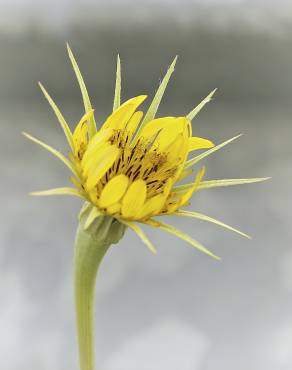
xmin=170 ymin=55 xmax=178 ymax=70
xmin=241 ymin=232 xmax=252 ymax=240
xmin=67 ymin=43 xmax=74 ymax=56
xmin=22 ymin=131 xmax=29 ymax=138
xmin=38 ymin=81 xmax=45 ymax=91
xmin=208 ymin=88 xmax=218 ymax=100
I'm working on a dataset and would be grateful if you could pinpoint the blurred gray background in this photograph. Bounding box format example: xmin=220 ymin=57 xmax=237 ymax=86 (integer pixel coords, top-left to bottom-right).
xmin=0 ymin=0 xmax=292 ymax=369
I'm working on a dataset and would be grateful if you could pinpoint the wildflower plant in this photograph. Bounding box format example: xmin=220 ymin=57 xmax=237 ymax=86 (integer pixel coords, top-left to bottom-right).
xmin=24 ymin=45 xmax=268 ymax=370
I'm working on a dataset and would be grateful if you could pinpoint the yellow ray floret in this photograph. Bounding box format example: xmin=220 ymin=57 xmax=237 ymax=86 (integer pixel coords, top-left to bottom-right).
xmin=26 ymin=48 xmax=270 ymax=258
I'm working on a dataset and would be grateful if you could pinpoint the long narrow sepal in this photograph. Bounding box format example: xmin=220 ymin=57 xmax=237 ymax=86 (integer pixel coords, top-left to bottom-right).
xmin=121 ymin=220 xmax=157 ymax=254
xmin=197 ymin=177 xmax=271 ymax=190
xmin=137 ymin=56 xmax=178 ymax=134
xmin=67 ymin=43 xmax=97 ymax=138
xmin=184 ymin=134 xmax=242 ymax=169
xmin=113 ymin=54 xmax=121 ymax=111
xmin=74 ymin=213 xmax=126 ymax=370
xmin=173 ymin=210 xmax=250 ymax=239
xmin=23 ymin=132 xmax=79 ymax=177
xmin=38 ymin=82 xmax=74 ymax=151
xmin=145 ymin=219 xmax=220 ymax=260
xmin=30 ymin=187 xmax=83 ymax=198
xmin=173 ymin=177 xmax=270 ymax=193
xmin=186 ymin=89 xmax=217 ymax=121
xmin=84 ymin=207 xmax=101 ymax=230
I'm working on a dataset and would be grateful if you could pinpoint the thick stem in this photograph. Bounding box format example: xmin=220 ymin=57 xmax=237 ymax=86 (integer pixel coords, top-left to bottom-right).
xmin=74 ymin=213 xmax=126 ymax=370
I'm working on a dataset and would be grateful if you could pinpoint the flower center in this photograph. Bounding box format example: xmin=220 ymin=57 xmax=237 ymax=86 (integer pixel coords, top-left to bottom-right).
xmin=95 ymin=129 xmax=176 ymax=199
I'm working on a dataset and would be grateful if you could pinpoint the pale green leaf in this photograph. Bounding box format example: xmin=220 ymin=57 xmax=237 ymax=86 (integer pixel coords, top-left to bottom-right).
xmin=146 ymin=219 xmax=220 ymax=260
xmin=184 ymin=134 xmax=242 ymax=169
xmin=113 ymin=54 xmax=121 ymax=111
xmin=186 ymin=89 xmax=217 ymax=121
xmin=67 ymin=43 xmax=96 ymax=138
xmin=23 ymin=132 xmax=79 ymax=177
xmin=174 ymin=210 xmax=250 ymax=238
xmin=121 ymin=220 xmax=157 ymax=254
xmin=38 ymin=82 xmax=74 ymax=151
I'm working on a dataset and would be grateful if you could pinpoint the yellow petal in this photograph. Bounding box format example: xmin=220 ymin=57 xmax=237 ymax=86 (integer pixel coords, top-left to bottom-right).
xmin=155 ymin=118 xmax=187 ymax=151
xmin=86 ymin=146 xmax=120 ymax=190
xmin=166 ymin=133 xmax=189 ymax=172
xmin=177 ymin=167 xmax=205 ymax=208
xmin=177 ymin=169 xmax=193 ymax=182
xmin=136 ymin=179 xmax=172 ymax=219
xmin=82 ymin=143 xmax=110 ymax=177
xmin=107 ymin=202 xmax=122 ymax=215
xmin=72 ymin=111 xmax=95 ymax=156
xmin=126 ymin=111 xmax=143 ymax=139
xmin=121 ymin=179 xmax=147 ymax=219
xmin=188 ymin=137 xmax=214 ymax=152
xmin=138 ymin=117 xmax=178 ymax=140
xmin=81 ymin=129 xmax=113 ymax=166
xmin=99 ymin=174 xmax=129 ymax=208
xmin=136 ymin=193 xmax=166 ymax=219
xmin=75 ymin=109 xmax=95 ymax=131
xmin=102 ymin=95 xmax=147 ymax=131
xmin=70 ymin=176 xmax=82 ymax=189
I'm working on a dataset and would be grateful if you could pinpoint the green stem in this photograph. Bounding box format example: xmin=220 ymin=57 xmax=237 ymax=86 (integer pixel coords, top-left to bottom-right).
xmin=74 ymin=213 xmax=126 ymax=370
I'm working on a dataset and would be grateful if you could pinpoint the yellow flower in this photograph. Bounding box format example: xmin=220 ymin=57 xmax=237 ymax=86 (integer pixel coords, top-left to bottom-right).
xmin=24 ymin=45 xmax=269 ymax=259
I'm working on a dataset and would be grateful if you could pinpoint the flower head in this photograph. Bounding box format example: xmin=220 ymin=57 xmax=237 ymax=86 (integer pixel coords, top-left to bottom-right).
xmin=24 ymin=45 xmax=269 ymax=258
